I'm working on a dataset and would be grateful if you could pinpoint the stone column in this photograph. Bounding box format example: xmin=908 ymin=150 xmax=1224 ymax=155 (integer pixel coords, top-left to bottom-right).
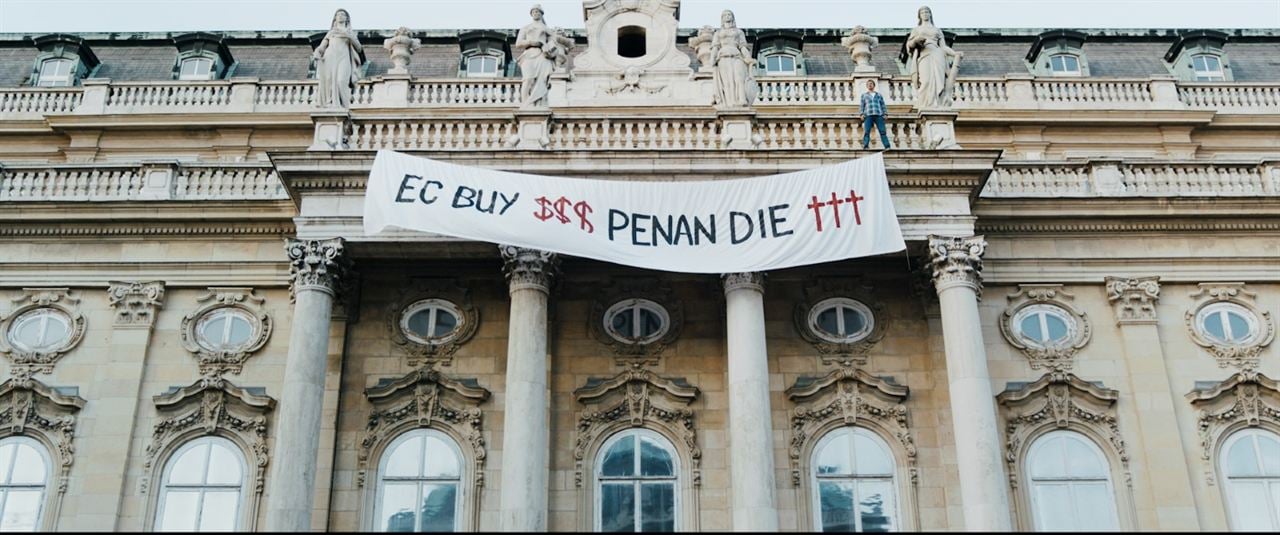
xmin=498 ymin=245 xmax=558 ymax=531
xmin=1105 ymin=277 xmax=1202 ymax=529
xmin=722 ymin=272 xmax=779 ymax=531
xmin=264 ymin=238 xmax=351 ymax=531
xmin=927 ymin=235 xmax=1012 ymax=531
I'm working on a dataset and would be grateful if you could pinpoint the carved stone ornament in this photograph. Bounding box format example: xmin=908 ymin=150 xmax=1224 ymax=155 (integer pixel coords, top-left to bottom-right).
xmin=0 ymin=289 xmax=86 ymax=375
xmin=573 ymin=368 xmax=700 ymax=488
xmin=178 ymin=288 xmax=272 ymax=377
xmin=997 ymin=372 xmax=1130 ymax=491
xmin=721 ymin=272 xmax=764 ymax=294
xmin=793 ymin=279 xmax=888 ymax=368
xmin=388 ymin=279 xmax=479 ymax=369
xmin=286 ymin=238 xmax=352 ymax=299
xmin=1105 ymin=276 xmax=1160 ymax=324
xmin=927 ymin=235 xmax=986 ymax=296
xmin=998 ymin=285 xmax=1092 ymax=372
xmin=382 ymin=27 xmax=421 ymax=75
xmin=500 ymin=245 xmax=559 ymax=293
xmin=141 ymin=378 xmax=275 ymax=511
xmin=107 ymin=281 xmax=165 ymax=327
xmin=1186 ymin=371 xmax=1280 ymax=485
xmin=358 ymin=368 xmax=490 ymax=489
xmin=0 ymin=377 xmax=85 ymax=498
xmin=587 ymin=278 xmax=683 ymax=367
xmin=841 ymin=25 xmax=879 ymax=71
xmin=787 ymin=368 xmax=917 ymax=487
xmin=1185 ymin=283 xmax=1275 ymax=371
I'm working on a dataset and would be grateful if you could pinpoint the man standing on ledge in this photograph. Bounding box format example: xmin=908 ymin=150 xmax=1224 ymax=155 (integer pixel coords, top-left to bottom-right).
xmin=860 ymin=79 xmax=892 ymax=150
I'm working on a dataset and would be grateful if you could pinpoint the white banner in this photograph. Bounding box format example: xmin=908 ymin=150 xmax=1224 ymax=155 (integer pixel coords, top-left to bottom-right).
xmin=363 ymin=150 xmax=906 ymax=274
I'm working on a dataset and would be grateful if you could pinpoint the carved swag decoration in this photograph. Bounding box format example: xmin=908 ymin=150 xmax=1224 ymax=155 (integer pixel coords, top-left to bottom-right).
xmin=0 ymin=288 xmax=86 ymax=376
xmin=997 ymin=372 xmax=1130 ymax=490
xmin=587 ymin=278 xmax=683 ymax=367
xmin=141 ymin=379 xmax=276 ymax=500
xmin=179 ymin=288 xmax=273 ymax=378
xmin=358 ymin=368 xmax=490 ymax=488
xmin=793 ymin=279 xmax=888 ymax=368
xmin=1185 ymin=283 xmax=1275 ymax=371
xmin=1186 ymin=371 xmax=1280 ymax=485
xmin=787 ymin=367 xmax=917 ymax=486
xmin=573 ymin=369 xmax=700 ymax=487
xmin=998 ymin=285 xmax=1092 ymax=372
xmin=0 ymin=377 xmax=85 ymax=495
xmin=388 ymin=279 xmax=479 ymax=369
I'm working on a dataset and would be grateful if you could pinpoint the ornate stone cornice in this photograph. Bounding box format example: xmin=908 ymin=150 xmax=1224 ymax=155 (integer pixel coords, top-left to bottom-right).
xmin=285 ymin=238 xmax=351 ymax=299
xmin=499 ymin=245 xmax=559 ymax=294
xmin=1186 ymin=371 xmax=1280 ymax=485
xmin=107 ymin=281 xmax=166 ymax=327
xmin=1105 ymin=276 xmax=1160 ymax=324
xmin=722 ymin=272 xmax=765 ymax=294
xmin=927 ymin=235 xmax=986 ymax=294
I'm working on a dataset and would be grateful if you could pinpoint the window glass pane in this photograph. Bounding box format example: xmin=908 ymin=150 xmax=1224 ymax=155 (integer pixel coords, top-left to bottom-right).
xmin=12 ymin=318 xmax=44 ymax=348
xmin=205 ymin=443 xmax=242 ymax=485
xmin=1258 ymin=434 xmax=1280 ymax=476
xmin=857 ymin=480 xmax=895 ymax=532
xmin=1203 ymin=313 xmax=1228 ymax=342
xmin=610 ymin=310 xmax=634 ymax=340
xmin=158 ymin=490 xmax=201 ymax=531
xmin=380 ymin=482 xmax=418 ymax=532
xmin=201 ymin=316 xmax=227 ymax=344
xmin=417 ymin=483 xmax=457 ymax=532
xmin=816 ymin=308 xmax=840 ymax=338
xmin=638 ymin=309 xmax=662 ymax=339
xmin=1226 ymin=311 xmax=1251 ymax=342
xmin=0 ymin=489 xmax=42 ymax=532
xmin=198 ymin=491 xmax=240 ymax=531
xmin=167 ymin=443 xmax=209 ymax=485
xmin=841 ymin=307 xmax=865 ymax=336
xmin=1044 ymin=314 xmax=1069 ymax=343
xmin=601 ymin=435 xmax=635 ymax=477
xmin=385 ymin=435 xmax=424 ymax=478
xmin=640 ymin=482 xmax=675 ymax=532
xmin=225 ymin=315 xmax=252 ymax=346
xmin=816 ymin=431 xmax=853 ymax=475
xmin=1029 ymin=436 xmax=1068 ymax=479
xmin=407 ymin=310 xmax=433 ymax=339
xmin=818 ymin=481 xmax=856 ymax=532
xmin=638 ymin=436 xmax=673 ymax=477
xmin=600 ymin=482 xmax=636 ymax=532
xmin=1228 ymin=481 xmax=1272 ymax=531
xmin=1226 ymin=436 xmax=1262 ymax=477
xmin=1063 ymin=436 xmax=1106 ymax=478
xmin=852 ymin=432 xmax=893 ymax=476
xmin=422 ymin=436 xmax=460 ymax=478
xmin=39 ymin=316 xmax=67 ymax=348
xmin=1031 ymin=483 xmax=1074 ymax=531
xmin=1020 ymin=314 xmax=1045 ymax=343
xmin=1072 ymin=482 xmax=1119 ymax=531
xmin=432 ymin=311 xmax=458 ymax=338
xmin=0 ymin=443 xmax=13 ymax=483
xmin=8 ymin=444 xmax=45 ymax=485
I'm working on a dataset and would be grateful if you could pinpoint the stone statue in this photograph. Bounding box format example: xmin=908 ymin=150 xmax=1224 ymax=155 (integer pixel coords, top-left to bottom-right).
xmin=710 ymin=10 xmax=757 ymax=109
xmin=548 ymin=27 xmax=576 ymax=71
xmin=841 ymin=25 xmax=879 ymax=72
xmin=382 ymin=27 xmax=420 ymax=75
xmin=514 ymin=4 xmax=558 ymax=108
xmin=906 ymin=6 xmax=962 ymax=109
xmin=314 ymin=9 xmax=364 ymax=109
xmin=689 ymin=25 xmax=716 ymax=72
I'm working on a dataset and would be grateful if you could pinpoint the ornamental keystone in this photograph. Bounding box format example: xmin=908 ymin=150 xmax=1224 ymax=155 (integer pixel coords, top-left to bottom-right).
xmin=285 ymin=238 xmax=352 ymax=298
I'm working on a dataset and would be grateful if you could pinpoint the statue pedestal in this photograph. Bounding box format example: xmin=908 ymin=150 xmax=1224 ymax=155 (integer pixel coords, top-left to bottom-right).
xmin=919 ymin=110 xmax=960 ymax=150
xmin=375 ymin=74 xmax=412 ymax=107
xmin=513 ymin=108 xmax=553 ymax=150
xmin=309 ymin=111 xmax=352 ymax=151
xmin=716 ymin=109 xmax=758 ymax=150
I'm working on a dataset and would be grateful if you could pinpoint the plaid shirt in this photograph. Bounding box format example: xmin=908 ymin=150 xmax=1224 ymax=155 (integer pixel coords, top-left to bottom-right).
xmin=860 ymin=91 xmax=887 ymax=116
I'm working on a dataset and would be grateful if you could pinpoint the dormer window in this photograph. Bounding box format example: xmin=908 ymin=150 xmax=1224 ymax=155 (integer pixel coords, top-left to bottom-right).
xmin=458 ymin=30 xmax=512 ymax=78
xmin=764 ymin=53 xmax=797 ymax=75
xmin=1191 ymin=54 xmax=1225 ymax=81
xmin=1048 ymin=53 xmax=1081 ymax=76
xmin=179 ymin=57 xmax=215 ymax=80
xmin=36 ymin=58 xmax=75 ymax=87
xmin=171 ymin=33 xmax=235 ymax=81
xmin=465 ymin=55 xmax=501 ymax=77
xmin=753 ymin=30 xmax=805 ymax=77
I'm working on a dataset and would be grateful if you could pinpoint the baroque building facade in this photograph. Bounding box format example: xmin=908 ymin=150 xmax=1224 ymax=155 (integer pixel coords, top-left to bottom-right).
xmin=0 ymin=1 xmax=1279 ymax=531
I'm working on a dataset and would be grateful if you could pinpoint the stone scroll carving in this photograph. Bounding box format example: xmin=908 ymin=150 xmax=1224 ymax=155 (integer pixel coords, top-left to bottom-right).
xmin=999 ymin=285 xmax=1092 ymax=372
xmin=107 ymin=281 xmax=165 ymax=327
xmin=997 ymin=372 xmax=1130 ymax=490
xmin=0 ymin=377 xmax=84 ymax=498
xmin=388 ymin=279 xmax=479 ymax=369
xmin=793 ymin=279 xmax=888 ymax=368
xmin=382 ymin=27 xmax=420 ymax=75
xmin=573 ymin=369 xmax=700 ymax=487
xmin=1186 ymin=371 xmax=1280 ymax=485
xmin=357 ymin=368 xmax=490 ymax=489
xmin=1105 ymin=276 xmax=1160 ymax=324
xmin=500 ymin=245 xmax=559 ymax=293
xmin=787 ymin=368 xmax=917 ymax=486
xmin=179 ymin=288 xmax=273 ymax=378
xmin=0 ymin=289 xmax=86 ymax=377
xmin=314 ymin=8 xmax=364 ymax=109
xmin=710 ymin=10 xmax=757 ymax=109
xmin=1185 ymin=283 xmax=1274 ymax=371
xmin=927 ymin=235 xmax=986 ymax=295
xmin=286 ymin=238 xmax=353 ymax=299
xmin=906 ymin=6 xmax=963 ymax=110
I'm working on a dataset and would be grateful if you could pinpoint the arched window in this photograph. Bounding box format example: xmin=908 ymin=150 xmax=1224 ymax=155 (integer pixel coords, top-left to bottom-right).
xmin=374 ymin=429 xmax=463 ymax=532
xmin=811 ymin=427 xmax=898 ymax=532
xmin=765 ymin=53 xmax=797 ymax=75
xmin=1221 ymin=428 xmax=1280 ymax=530
xmin=465 ymin=55 xmax=501 ymax=77
xmin=155 ymin=436 xmax=248 ymax=531
xmin=1025 ymin=430 xmax=1119 ymax=531
xmin=179 ymin=57 xmax=215 ymax=80
xmin=0 ymin=437 xmax=52 ymax=532
xmin=1191 ymin=54 xmax=1225 ymax=82
xmin=1048 ymin=53 xmax=1081 ymax=76
xmin=595 ymin=429 xmax=679 ymax=532
xmin=36 ymin=58 xmax=75 ymax=87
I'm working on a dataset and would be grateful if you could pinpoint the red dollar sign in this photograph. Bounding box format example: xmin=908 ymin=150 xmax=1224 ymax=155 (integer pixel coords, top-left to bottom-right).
xmin=533 ymin=196 xmax=555 ymax=221
xmin=573 ymin=201 xmax=594 ymax=233
xmin=553 ymin=196 xmax=573 ymax=224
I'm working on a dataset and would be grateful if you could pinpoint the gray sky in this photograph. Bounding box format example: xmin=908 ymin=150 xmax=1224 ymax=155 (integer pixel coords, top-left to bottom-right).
xmin=1 ymin=0 xmax=1277 ymax=33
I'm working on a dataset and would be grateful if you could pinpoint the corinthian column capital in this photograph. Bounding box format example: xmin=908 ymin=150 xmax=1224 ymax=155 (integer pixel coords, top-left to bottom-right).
xmin=107 ymin=280 xmax=166 ymax=327
xmin=928 ymin=235 xmax=987 ymax=294
xmin=721 ymin=272 xmax=766 ymax=295
xmin=286 ymin=238 xmax=352 ymax=298
xmin=500 ymin=245 xmax=559 ymax=294
xmin=1105 ymin=276 xmax=1161 ymax=325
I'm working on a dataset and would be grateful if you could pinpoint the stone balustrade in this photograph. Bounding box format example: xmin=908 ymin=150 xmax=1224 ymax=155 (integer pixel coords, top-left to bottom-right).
xmin=548 ymin=117 xmax=723 ymax=150
xmin=0 ymin=87 xmax=83 ymax=119
xmin=350 ymin=118 xmax=517 ymax=150
xmin=0 ymin=162 xmax=287 ymax=201
xmin=982 ymin=160 xmax=1280 ymax=197
xmin=1179 ymin=82 xmax=1280 ymax=110
xmin=757 ymin=115 xmax=926 ymax=150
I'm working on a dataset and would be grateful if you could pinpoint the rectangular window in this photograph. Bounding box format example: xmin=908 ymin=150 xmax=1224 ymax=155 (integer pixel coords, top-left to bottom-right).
xmin=179 ymin=57 xmax=215 ymax=80
xmin=466 ymin=56 xmax=499 ymax=77
xmin=36 ymin=58 xmax=74 ymax=87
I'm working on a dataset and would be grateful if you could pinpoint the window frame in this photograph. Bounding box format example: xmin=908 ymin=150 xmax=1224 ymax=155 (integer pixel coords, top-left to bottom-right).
xmin=1190 ymin=53 xmax=1226 ymax=82
xmin=1219 ymin=427 xmax=1280 ymax=531
xmin=808 ymin=426 xmax=901 ymax=533
xmin=400 ymin=299 xmax=466 ymax=346
xmin=6 ymin=307 xmax=73 ymax=354
xmin=602 ymin=298 xmax=671 ymax=346
xmin=371 ymin=428 xmax=466 ymax=532
xmin=35 ymin=58 xmax=75 ymax=87
xmin=194 ymin=306 xmax=258 ymax=354
xmin=1023 ymin=430 xmax=1120 ymax=532
xmin=153 ymin=435 xmax=250 ymax=532
xmin=464 ymin=54 xmax=502 ymax=78
xmin=764 ymin=53 xmax=798 ymax=76
xmin=807 ymin=298 xmax=875 ymax=344
xmin=592 ymin=428 xmax=681 ymax=532
xmin=178 ymin=56 xmax=216 ymax=81
xmin=1048 ymin=53 xmax=1082 ymax=76
xmin=1009 ymin=304 xmax=1076 ymax=350
xmin=0 ymin=436 xmax=53 ymax=532
xmin=1194 ymin=301 xmax=1259 ymax=347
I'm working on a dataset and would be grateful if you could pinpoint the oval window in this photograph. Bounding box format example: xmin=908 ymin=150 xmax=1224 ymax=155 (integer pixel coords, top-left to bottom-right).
xmin=1011 ymin=305 xmax=1074 ymax=348
xmin=603 ymin=299 xmax=669 ymax=345
xmin=1196 ymin=302 xmax=1257 ymax=346
xmin=7 ymin=308 xmax=72 ymax=353
xmin=195 ymin=307 xmax=257 ymax=352
xmin=401 ymin=299 xmax=464 ymax=344
xmin=808 ymin=298 xmax=874 ymax=343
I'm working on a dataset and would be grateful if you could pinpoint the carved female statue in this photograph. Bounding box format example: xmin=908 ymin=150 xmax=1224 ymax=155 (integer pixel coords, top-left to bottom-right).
xmin=514 ymin=4 xmax=557 ymax=108
xmin=314 ymin=9 xmax=364 ymax=109
xmin=906 ymin=6 xmax=962 ymax=109
xmin=709 ymin=10 xmax=757 ymax=109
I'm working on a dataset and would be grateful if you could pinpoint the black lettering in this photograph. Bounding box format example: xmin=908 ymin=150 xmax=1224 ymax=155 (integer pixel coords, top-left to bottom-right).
xmin=694 ymin=215 xmax=716 ymax=245
xmin=674 ymin=215 xmax=693 ymax=246
xmin=730 ymin=211 xmax=754 ymax=244
xmin=631 ymin=213 xmax=651 ymax=246
xmin=419 ymin=180 xmax=443 ymax=204
xmin=395 ymin=174 xmax=423 ymax=203
xmin=769 ymin=204 xmax=794 ymax=237
xmin=757 ymin=209 xmax=767 ymax=239
xmin=652 ymin=215 xmax=674 ymax=247
xmin=608 ymin=209 xmax=628 ymax=241
xmin=475 ymin=190 xmax=497 ymax=214
xmin=452 ymin=186 xmax=477 ymax=208
xmin=496 ymin=191 xmax=519 ymax=215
